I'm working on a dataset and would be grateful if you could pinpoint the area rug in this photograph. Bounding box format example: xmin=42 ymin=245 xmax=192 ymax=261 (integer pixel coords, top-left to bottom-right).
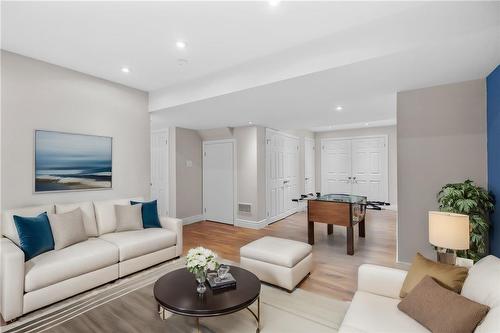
xmin=2 ymin=258 xmax=349 ymax=333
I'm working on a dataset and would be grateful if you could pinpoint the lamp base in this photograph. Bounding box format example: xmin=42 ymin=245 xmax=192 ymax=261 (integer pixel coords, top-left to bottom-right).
xmin=436 ymin=252 xmax=456 ymax=265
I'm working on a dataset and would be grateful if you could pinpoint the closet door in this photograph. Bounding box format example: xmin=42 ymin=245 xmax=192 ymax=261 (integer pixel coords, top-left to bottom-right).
xmin=266 ymin=129 xmax=300 ymax=223
xmin=203 ymin=141 xmax=235 ymax=224
xmin=321 ymin=139 xmax=352 ymax=195
xmin=304 ymin=137 xmax=315 ymax=195
xmin=351 ymin=137 xmax=388 ymax=202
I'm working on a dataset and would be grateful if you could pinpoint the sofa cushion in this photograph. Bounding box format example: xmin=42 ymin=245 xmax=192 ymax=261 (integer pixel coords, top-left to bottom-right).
xmin=240 ymin=236 xmax=312 ymax=268
xmin=48 ymin=208 xmax=88 ymax=250
xmin=93 ymin=198 xmax=142 ymax=235
xmin=56 ymin=201 xmax=98 ymax=237
xmin=398 ymin=276 xmax=489 ymax=333
xmin=400 ymin=252 xmax=468 ymax=298
xmin=99 ymin=228 xmax=176 ymax=261
xmin=24 ymin=238 xmax=118 ymax=292
xmin=461 ymin=255 xmax=500 ymax=333
xmin=115 ymin=204 xmax=143 ymax=232
xmin=339 ymin=291 xmax=429 ymax=333
xmin=131 ymin=200 xmax=161 ymax=228
xmin=14 ymin=212 xmax=55 ymax=261
xmin=2 ymin=204 xmax=55 ymax=246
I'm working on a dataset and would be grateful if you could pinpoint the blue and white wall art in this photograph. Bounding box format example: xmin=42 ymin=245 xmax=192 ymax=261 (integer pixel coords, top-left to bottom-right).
xmin=34 ymin=130 xmax=112 ymax=192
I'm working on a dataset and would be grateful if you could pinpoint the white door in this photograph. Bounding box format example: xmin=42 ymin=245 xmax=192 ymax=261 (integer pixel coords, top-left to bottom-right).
xmin=321 ymin=139 xmax=352 ymax=195
xmin=151 ymin=130 xmax=169 ymax=216
xmin=203 ymin=141 xmax=234 ymax=224
xmin=304 ymin=137 xmax=315 ymax=195
xmin=266 ymin=129 xmax=299 ymax=223
xmin=351 ymin=137 xmax=388 ymax=201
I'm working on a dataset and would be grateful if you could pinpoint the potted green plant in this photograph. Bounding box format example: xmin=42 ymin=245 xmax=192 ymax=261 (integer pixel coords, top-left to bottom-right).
xmin=437 ymin=179 xmax=495 ymax=262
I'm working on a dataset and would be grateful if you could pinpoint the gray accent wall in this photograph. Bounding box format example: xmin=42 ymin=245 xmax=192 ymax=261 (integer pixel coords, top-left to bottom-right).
xmin=175 ymin=127 xmax=203 ymax=219
xmin=397 ymin=79 xmax=487 ymax=263
xmin=1 ymin=51 xmax=150 ymax=209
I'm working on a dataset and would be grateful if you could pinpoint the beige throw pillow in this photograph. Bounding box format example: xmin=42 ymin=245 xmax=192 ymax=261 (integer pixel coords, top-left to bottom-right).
xmin=115 ymin=204 xmax=143 ymax=232
xmin=400 ymin=252 xmax=469 ymax=298
xmin=398 ymin=276 xmax=489 ymax=333
xmin=48 ymin=208 xmax=88 ymax=250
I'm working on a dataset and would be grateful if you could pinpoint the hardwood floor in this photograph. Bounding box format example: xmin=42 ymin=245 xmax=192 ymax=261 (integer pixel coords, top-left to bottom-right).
xmin=184 ymin=209 xmax=403 ymax=301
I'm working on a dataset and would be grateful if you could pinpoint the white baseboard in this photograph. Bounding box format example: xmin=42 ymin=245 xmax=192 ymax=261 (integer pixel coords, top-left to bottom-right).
xmin=181 ymin=214 xmax=205 ymax=225
xmin=266 ymin=207 xmax=298 ymax=225
xmin=234 ymin=218 xmax=268 ymax=229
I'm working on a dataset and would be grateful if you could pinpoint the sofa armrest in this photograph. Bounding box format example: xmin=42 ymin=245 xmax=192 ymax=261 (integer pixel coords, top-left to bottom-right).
xmin=159 ymin=217 xmax=183 ymax=257
xmin=357 ymin=264 xmax=407 ymax=299
xmin=0 ymin=237 xmax=25 ymax=321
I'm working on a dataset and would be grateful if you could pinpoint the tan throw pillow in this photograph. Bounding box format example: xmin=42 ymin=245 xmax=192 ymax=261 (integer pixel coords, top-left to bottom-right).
xmin=115 ymin=204 xmax=143 ymax=232
xmin=48 ymin=208 xmax=88 ymax=250
xmin=400 ymin=252 xmax=468 ymax=298
xmin=398 ymin=276 xmax=489 ymax=333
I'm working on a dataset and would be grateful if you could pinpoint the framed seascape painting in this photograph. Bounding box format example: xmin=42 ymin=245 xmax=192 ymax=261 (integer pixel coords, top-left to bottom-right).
xmin=34 ymin=130 xmax=112 ymax=192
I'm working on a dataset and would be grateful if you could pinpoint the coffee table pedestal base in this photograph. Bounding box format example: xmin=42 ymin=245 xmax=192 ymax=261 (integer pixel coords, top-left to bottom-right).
xmin=158 ymin=296 xmax=260 ymax=333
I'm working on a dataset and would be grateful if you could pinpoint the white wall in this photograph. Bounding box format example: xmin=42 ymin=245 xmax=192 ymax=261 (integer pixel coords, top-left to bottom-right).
xmin=314 ymin=126 xmax=398 ymax=205
xmin=397 ymin=79 xmax=487 ymax=263
xmin=1 ymin=51 xmax=150 ymax=209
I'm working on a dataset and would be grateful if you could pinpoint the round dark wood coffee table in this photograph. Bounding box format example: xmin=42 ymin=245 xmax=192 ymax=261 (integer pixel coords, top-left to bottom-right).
xmin=154 ymin=265 xmax=261 ymax=332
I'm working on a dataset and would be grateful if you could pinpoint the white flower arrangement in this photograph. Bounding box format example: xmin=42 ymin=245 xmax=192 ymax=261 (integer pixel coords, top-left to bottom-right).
xmin=186 ymin=247 xmax=219 ymax=274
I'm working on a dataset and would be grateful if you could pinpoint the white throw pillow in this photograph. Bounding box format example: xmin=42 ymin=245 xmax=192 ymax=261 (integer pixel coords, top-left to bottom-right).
xmin=461 ymin=255 xmax=500 ymax=333
xmin=48 ymin=208 xmax=88 ymax=250
xmin=115 ymin=204 xmax=143 ymax=232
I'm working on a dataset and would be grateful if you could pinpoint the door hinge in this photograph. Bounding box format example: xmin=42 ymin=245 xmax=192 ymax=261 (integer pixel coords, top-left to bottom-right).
xmin=165 ymin=139 xmax=168 ymax=145
xmin=204 ymin=152 xmax=206 ymax=157
xmin=267 ymin=212 xmax=270 ymax=217
xmin=204 ymin=207 xmax=207 ymax=213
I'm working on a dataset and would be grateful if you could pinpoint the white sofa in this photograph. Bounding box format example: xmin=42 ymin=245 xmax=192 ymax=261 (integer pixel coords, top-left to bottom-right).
xmin=339 ymin=255 xmax=500 ymax=333
xmin=0 ymin=197 xmax=183 ymax=322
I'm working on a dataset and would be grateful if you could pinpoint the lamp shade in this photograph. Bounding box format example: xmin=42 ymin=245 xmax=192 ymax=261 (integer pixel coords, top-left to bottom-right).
xmin=428 ymin=211 xmax=470 ymax=250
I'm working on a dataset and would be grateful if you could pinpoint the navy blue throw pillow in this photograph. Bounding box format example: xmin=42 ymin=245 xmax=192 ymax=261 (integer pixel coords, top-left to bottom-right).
xmin=13 ymin=212 xmax=55 ymax=261
xmin=130 ymin=200 xmax=161 ymax=228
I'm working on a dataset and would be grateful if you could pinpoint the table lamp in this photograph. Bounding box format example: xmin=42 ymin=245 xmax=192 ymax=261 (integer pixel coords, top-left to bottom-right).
xmin=428 ymin=211 xmax=470 ymax=265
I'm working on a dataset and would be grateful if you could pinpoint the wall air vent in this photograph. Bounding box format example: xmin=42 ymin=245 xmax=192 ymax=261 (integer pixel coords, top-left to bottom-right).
xmin=238 ymin=203 xmax=252 ymax=213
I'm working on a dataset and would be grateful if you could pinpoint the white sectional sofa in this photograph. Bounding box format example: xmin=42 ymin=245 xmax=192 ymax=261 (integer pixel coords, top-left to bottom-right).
xmin=339 ymin=255 xmax=500 ymax=333
xmin=0 ymin=197 xmax=183 ymax=322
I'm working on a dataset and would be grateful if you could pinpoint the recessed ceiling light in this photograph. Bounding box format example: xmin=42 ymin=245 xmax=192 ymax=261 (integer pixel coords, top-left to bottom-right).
xmin=365 ymin=122 xmax=369 ymax=126
xmin=335 ymin=106 xmax=343 ymax=111
xmin=176 ymin=40 xmax=187 ymax=49
xmin=248 ymin=121 xmax=253 ymax=125
xmin=121 ymin=67 xmax=130 ymax=73
xmin=269 ymin=0 xmax=280 ymax=7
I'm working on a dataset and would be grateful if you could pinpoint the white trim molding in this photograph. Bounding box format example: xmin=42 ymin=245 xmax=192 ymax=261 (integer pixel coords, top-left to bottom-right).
xmin=181 ymin=214 xmax=205 ymax=225
xmin=235 ymin=218 xmax=268 ymax=229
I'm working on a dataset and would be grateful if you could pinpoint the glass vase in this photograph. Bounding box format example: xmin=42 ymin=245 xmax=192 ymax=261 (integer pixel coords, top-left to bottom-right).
xmin=195 ymin=270 xmax=207 ymax=294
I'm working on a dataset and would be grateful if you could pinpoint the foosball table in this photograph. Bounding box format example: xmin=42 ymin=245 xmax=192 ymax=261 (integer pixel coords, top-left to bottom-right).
xmin=307 ymin=194 xmax=367 ymax=255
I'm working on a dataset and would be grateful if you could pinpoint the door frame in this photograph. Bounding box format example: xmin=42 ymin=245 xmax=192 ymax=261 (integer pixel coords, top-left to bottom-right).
xmin=202 ymin=139 xmax=237 ymax=225
xmin=320 ymin=135 xmax=389 ymax=201
xmin=265 ymin=128 xmax=300 ymax=224
xmin=150 ymin=129 xmax=169 ymax=217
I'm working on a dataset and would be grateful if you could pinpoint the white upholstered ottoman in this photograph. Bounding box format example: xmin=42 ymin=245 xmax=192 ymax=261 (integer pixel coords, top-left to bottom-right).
xmin=240 ymin=236 xmax=313 ymax=292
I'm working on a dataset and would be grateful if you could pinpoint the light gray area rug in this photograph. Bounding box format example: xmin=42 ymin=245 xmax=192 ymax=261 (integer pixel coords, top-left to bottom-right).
xmin=2 ymin=258 xmax=348 ymax=333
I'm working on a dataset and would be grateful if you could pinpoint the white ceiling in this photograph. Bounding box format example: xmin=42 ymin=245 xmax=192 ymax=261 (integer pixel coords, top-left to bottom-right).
xmin=3 ymin=1 xmax=500 ymax=132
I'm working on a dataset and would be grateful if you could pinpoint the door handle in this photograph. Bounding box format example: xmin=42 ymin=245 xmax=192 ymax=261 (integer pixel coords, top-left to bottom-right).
xmin=283 ymin=180 xmax=290 ymax=184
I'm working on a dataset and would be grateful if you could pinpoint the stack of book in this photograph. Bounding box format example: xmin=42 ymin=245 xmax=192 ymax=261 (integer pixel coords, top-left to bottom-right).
xmin=207 ymin=272 xmax=237 ymax=290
